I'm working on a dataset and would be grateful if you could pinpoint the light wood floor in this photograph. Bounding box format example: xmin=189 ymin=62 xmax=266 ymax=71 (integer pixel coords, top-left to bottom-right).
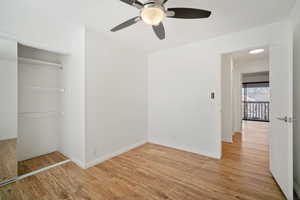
xmin=18 ymin=152 xmax=68 ymax=176
xmin=0 ymin=121 xmax=285 ymax=199
xmin=0 ymin=139 xmax=17 ymax=183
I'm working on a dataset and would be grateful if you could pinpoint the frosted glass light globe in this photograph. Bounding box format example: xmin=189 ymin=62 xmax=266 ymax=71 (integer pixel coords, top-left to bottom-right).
xmin=141 ymin=7 xmax=165 ymax=25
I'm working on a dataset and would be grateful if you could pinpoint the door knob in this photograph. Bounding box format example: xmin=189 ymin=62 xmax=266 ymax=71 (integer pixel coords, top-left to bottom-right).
xmin=276 ymin=116 xmax=296 ymax=123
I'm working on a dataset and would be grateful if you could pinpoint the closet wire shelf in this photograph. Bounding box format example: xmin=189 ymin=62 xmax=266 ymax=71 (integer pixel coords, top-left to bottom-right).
xmin=18 ymin=57 xmax=63 ymax=70
xmin=22 ymin=86 xmax=65 ymax=92
xmin=18 ymin=111 xmax=64 ymax=118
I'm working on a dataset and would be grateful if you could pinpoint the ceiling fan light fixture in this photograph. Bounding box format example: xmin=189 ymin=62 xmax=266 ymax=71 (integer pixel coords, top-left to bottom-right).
xmin=141 ymin=7 xmax=165 ymax=25
xmin=112 ymin=0 xmax=213 ymax=40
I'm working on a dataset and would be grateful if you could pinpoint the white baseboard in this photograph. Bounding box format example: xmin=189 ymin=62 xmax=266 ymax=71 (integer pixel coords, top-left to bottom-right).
xmin=85 ymin=140 xmax=147 ymax=169
xmin=56 ymin=150 xmax=86 ymax=169
xmin=222 ymin=137 xmax=233 ymax=143
xmin=70 ymin=157 xmax=86 ymax=169
xmin=149 ymin=140 xmax=221 ymax=160
xmin=295 ymin=181 xmax=300 ymax=199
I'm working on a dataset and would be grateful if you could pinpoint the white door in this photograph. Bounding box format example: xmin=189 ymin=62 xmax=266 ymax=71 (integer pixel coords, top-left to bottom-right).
xmin=269 ymin=41 xmax=293 ymax=199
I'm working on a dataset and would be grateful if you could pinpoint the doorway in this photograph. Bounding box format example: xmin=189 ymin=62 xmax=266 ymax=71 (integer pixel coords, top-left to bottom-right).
xmin=238 ymin=74 xmax=271 ymax=156
xmin=221 ymin=47 xmax=272 ymax=166
xmin=239 ymin=73 xmax=271 ymax=153
xmin=221 ymin=47 xmax=270 ymax=143
xmin=219 ymin=32 xmax=293 ymax=200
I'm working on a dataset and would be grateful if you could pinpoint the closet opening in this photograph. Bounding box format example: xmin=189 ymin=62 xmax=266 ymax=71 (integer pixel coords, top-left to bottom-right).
xmin=17 ymin=44 xmax=70 ymax=176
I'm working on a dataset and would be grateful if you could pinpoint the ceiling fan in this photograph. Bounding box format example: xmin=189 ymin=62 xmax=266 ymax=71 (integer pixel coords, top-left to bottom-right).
xmin=111 ymin=0 xmax=212 ymax=40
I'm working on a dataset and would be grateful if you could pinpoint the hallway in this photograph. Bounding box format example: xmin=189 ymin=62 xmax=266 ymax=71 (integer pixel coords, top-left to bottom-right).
xmin=232 ymin=121 xmax=269 ymax=152
xmin=222 ymin=121 xmax=285 ymax=199
xmin=223 ymin=121 xmax=269 ymax=163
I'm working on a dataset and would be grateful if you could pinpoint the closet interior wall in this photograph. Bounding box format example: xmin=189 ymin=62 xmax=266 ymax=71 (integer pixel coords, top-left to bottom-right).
xmin=17 ymin=44 xmax=67 ymax=163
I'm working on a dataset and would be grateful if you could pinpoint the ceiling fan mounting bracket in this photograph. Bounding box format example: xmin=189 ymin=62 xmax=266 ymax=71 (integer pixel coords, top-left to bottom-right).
xmin=143 ymin=0 xmax=158 ymax=6
xmin=141 ymin=1 xmax=166 ymax=10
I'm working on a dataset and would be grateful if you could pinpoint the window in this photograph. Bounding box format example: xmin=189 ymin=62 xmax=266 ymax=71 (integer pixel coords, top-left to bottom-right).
xmin=242 ymin=82 xmax=270 ymax=122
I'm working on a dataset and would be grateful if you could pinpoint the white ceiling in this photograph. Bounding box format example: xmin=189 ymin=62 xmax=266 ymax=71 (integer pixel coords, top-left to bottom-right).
xmin=231 ymin=47 xmax=269 ymax=62
xmin=2 ymin=0 xmax=296 ymax=53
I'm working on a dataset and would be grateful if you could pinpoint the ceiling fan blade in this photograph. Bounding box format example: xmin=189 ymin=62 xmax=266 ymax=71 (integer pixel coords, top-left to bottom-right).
xmin=120 ymin=0 xmax=144 ymax=9
xmin=167 ymin=8 xmax=211 ymax=19
xmin=152 ymin=23 xmax=165 ymax=40
xmin=111 ymin=17 xmax=140 ymax=32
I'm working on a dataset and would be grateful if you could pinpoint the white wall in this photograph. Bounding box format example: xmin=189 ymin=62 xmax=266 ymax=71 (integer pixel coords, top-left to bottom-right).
xmin=242 ymin=73 xmax=269 ymax=83
xmin=221 ymin=54 xmax=234 ymax=142
xmin=293 ymin=8 xmax=300 ymax=197
xmin=290 ymin=0 xmax=300 ymax=30
xmin=59 ymin=27 xmax=86 ymax=167
xmin=0 ymin=38 xmax=17 ymax=141
xmin=84 ymin=29 xmax=148 ymax=167
xmin=148 ymin=21 xmax=291 ymax=160
xmin=148 ymin=49 xmax=220 ymax=158
xmin=0 ymin=0 xmax=74 ymax=54
xmin=232 ymin=57 xmax=269 ymax=132
xmin=234 ymin=57 xmax=269 ymax=74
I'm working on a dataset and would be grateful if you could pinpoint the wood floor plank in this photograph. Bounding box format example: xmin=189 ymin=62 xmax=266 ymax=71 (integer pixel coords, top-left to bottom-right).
xmin=0 ymin=139 xmax=17 ymax=183
xmin=18 ymin=152 xmax=68 ymax=176
xmin=0 ymin=121 xmax=285 ymax=200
